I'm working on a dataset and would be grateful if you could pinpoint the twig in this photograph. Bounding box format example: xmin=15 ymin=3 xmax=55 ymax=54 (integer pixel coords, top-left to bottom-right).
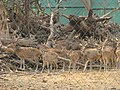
xmin=46 ymin=0 xmax=52 ymax=11
xmin=101 ymin=7 xmax=120 ymax=18
xmin=58 ymin=56 xmax=85 ymax=66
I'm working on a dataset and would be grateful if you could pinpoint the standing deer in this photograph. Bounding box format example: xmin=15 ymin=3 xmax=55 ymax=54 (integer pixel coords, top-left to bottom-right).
xmin=41 ymin=50 xmax=58 ymax=73
xmin=3 ymin=43 xmax=42 ymax=72
xmin=115 ymin=38 xmax=120 ymax=69
xmin=80 ymin=41 xmax=102 ymax=71
xmin=68 ymin=50 xmax=83 ymax=71
xmin=101 ymin=38 xmax=116 ymax=70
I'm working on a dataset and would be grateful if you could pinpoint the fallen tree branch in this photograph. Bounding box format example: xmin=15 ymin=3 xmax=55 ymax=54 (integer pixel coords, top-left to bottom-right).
xmin=101 ymin=7 xmax=120 ymax=18
xmin=58 ymin=56 xmax=85 ymax=66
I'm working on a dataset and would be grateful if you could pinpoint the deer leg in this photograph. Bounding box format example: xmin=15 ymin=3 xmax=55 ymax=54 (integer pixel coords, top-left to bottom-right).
xmin=112 ymin=55 xmax=115 ymax=68
xmin=109 ymin=59 xmax=112 ymax=69
xmin=72 ymin=63 xmax=76 ymax=71
xmin=23 ymin=59 xmax=25 ymax=70
xmin=47 ymin=62 xmax=50 ymax=73
xmin=105 ymin=61 xmax=108 ymax=71
xmin=41 ymin=61 xmax=45 ymax=73
xmin=118 ymin=59 xmax=120 ymax=69
xmin=109 ymin=60 xmax=114 ymax=69
xmin=84 ymin=60 xmax=89 ymax=71
xmin=20 ymin=59 xmax=23 ymax=69
xmin=50 ymin=63 xmax=52 ymax=71
xmin=115 ymin=61 xmax=118 ymax=70
xmin=52 ymin=62 xmax=58 ymax=72
xmin=20 ymin=59 xmax=25 ymax=70
xmin=118 ymin=58 xmax=120 ymax=69
xmin=52 ymin=63 xmax=56 ymax=72
xmin=103 ymin=60 xmax=106 ymax=71
xmin=55 ymin=62 xmax=58 ymax=72
xmin=116 ymin=58 xmax=119 ymax=69
xmin=90 ymin=60 xmax=92 ymax=71
xmin=76 ymin=65 xmax=80 ymax=70
xmin=69 ymin=62 xmax=72 ymax=72
xmin=108 ymin=60 xmax=112 ymax=70
xmin=99 ymin=60 xmax=103 ymax=71
xmin=35 ymin=64 xmax=39 ymax=72
xmin=115 ymin=58 xmax=118 ymax=69
xmin=62 ymin=62 xmax=65 ymax=72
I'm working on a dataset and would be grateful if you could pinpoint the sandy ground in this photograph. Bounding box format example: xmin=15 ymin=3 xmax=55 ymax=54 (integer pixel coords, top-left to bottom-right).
xmin=0 ymin=70 xmax=120 ymax=90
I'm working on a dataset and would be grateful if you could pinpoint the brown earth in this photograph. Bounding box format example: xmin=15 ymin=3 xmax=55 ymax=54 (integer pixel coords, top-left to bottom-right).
xmin=0 ymin=70 xmax=120 ymax=90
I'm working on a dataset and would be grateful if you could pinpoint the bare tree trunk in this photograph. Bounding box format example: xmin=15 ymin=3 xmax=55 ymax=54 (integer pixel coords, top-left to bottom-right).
xmin=46 ymin=12 xmax=55 ymax=48
xmin=46 ymin=10 xmax=59 ymax=48
xmin=45 ymin=0 xmax=61 ymax=48
xmin=0 ymin=0 xmax=9 ymax=38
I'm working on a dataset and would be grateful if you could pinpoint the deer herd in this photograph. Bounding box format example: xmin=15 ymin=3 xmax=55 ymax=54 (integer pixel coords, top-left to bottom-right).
xmin=0 ymin=37 xmax=120 ymax=73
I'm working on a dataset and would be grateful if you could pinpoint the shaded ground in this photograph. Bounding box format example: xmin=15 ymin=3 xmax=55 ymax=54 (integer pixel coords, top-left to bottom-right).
xmin=0 ymin=70 xmax=120 ymax=90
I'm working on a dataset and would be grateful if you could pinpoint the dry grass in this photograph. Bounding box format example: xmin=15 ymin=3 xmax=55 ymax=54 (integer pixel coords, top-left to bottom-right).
xmin=0 ymin=70 xmax=120 ymax=90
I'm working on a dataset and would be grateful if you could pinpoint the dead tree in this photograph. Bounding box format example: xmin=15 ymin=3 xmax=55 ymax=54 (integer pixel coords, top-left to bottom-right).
xmin=46 ymin=0 xmax=64 ymax=48
xmin=62 ymin=9 xmax=112 ymax=41
xmin=46 ymin=10 xmax=59 ymax=48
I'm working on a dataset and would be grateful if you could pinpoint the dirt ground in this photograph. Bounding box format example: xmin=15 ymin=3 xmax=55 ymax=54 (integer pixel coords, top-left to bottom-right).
xmin=0 ymin=70 xmax=120 ymax=90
